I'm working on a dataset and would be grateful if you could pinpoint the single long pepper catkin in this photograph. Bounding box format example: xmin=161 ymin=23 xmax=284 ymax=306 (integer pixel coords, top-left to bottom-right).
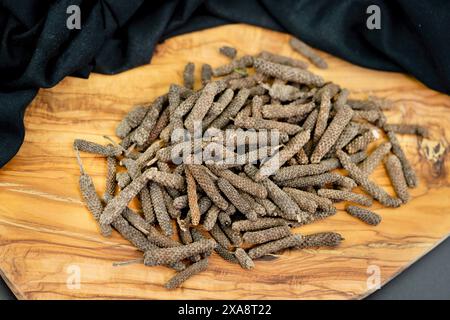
xmin=185 ymin=166 xmax=201 ymax=226
xmin=149 ymin=181 xmax=172 ymax=236
xmin=219 ymin=46 xmax=237 ymax=59
xmin=384 ymin=154 xmax=410 ymax=203
xmin=258 ymin=50 xmax=308 ymax=69
xmin=184 ymin=82 xmax=219 ymax=132
xmin=115 ymin=105 xmax=148 ymax=139
xmin=358 ymin=141 xmax=392 ymax=175
xmin=187 ymin=165 xmax=229 ymax=210
xmin=346 ymin=206 xmax=381 ymax=225
xmin=165 ymin=257 xmax=209 ymax=289
xmin=264 ymin=82 xmax=305 ymax=101
xmin=333 ymin=122 xmax=360 ymax=151
xmin=248 ymin=234 xmax=303 ymax=259
xmin=310 ymin=105 xmax=354 ymax=163
xmin=74 ymin=139 xmax=122 ymax=157
xmin=234 ymin=248 xmax=255 ymax=270
xmin=261 ymin=101 xmax=315 ymax=118
xmin=147 ymin=108 xmax=169 ymax=143
xmin=183 ymin=62 xmax=195 ymax=90
xmin=386 ymin=130 xmax=417 ymax=188
xmin=75 ymin=148 xmax=112 ymax=237
xmin=317 ymin=189 xmax=373 ymax=207
xmin=279 ymin=172 xmax=356 ymax=190
xmin=201 ymin=64 xmax=213 ymax=86
xmin=234 ymin=116 xmax=302 ymax=135
xmin=254 ymin=58 xmax=324 ymax=86
xmin=289 ymin=37 xmax=328 ymax=69
xmin=203 ymin=205 xmax=221 ymax=231
xmin=103 ymin=155 xmax=117 ymax=202
xmin=232 ymin=217 xmax=287 ymax=232
xmin=255 ymin=129 xmax=311 ymax=180
xmin=313 ymin=89 xmax=332 ymax=143
xmin=336 ymin=150 xmax=402 ymax=207
xmin=144 ymin=238 xmax=217 ymax=266
xmin=297 ymin=232 xmax=343 ymax=248
xmin=283 ymin=187 xmax=334 ymax=212
xmin=243 ymin=225 xmax=292 ymax=245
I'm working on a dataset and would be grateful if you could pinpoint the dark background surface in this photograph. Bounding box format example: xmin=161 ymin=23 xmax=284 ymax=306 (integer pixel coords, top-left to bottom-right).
xmin=1 ymin=237 xmax=449 ymax=300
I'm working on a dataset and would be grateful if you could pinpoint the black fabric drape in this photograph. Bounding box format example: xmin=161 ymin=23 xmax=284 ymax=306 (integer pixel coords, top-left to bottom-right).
xmin=1 ymin=0 xmax=449 ymax=168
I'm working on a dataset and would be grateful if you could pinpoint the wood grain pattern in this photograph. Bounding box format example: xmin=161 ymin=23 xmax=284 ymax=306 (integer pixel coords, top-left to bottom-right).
xmin=0 ymin=24 xmax=449 ymax=300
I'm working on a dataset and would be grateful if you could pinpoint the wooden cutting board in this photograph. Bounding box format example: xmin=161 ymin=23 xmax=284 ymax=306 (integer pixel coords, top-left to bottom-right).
xmin=0 ymin=24 xmax=449 ymax=300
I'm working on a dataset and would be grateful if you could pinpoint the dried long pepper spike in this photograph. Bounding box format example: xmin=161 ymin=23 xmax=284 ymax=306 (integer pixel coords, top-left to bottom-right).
xmin=147 ymin=169 xmax=186 ymax=191
xmin=203 ymin=205 xmax=221 ymax=231
xmin=131 ymin=95 xmax=166 ymax=146
xmin=104 ymin=155 xmax=117 ymax=202
xmin=254 ymin=58 xmax=324 ymax=86
xmin=346 ymin=205 xmax=381 ymax=226
xmin=279 ymin=172 xmax=356 ymax=189
xmin=313 ymin=89 xmax=332 ymax=143
xmin=241 ymin=192 xmax=266 ymax=216
xmin=210 ymin=167 xmax=267 ymax=198
xmin=297 ymin=232 xmax=343 ymax=248
xmin=187 ymin=164 xmax=229 ymax=210
xmin=182 ymin=196 xmax=213 ymax=228
xmin=255 ymin=198 xmax=278 ymax=216
xmin=255 ymin=129 xmax=311 ymax=180
xmin=258 ymin=50 xmax=308 ymax=69
xmin=310 ymin=105 xmax=354 ymax=163
xmin=281 ymin=189 xmax=318 ymax=213
xmin=317 ymin=189 xmax=373 ymax=207
xmin=185 ymin=166 xmax=201 ymax=226
xmin=289 ymin=37 xmax=328 ymax=69
xmin=217 ymin=178 xmax=257 ymax=221
xmin=386 ymin=130 xmax=418 ymax=188
xmin=183 ymin=62 xmax=195 ymax=90
xmin=184 ymin=82 xmax=219 ymax=132
xmin=251 ymin=95 xmax=264 ymax=118
xmin=210 ymin=223 xmax=232 ymax=249
xmin=75 ymin=148 xmax=112 ymax=237
xmin=213 ymin=55 xmax=253 ymax=76
xmin=234 ymin=248 xmax=255 ymax=269
xmin=116 ymin=105 xmax=149 ymax=139
xmin=201 ymin=64 xmax=213 ymax=86
xmin=359 ymin=141 xmax=392 ymax=175
xmin=232 ymin=217 xmax=287 ymax=232
xmin=165 ymin=258 xmax=209 ymax=289
xmin=352 ymin=110 xmax=380 ymax=123
xmin=74 ymin=139 xmax=122 ymax=157
xmin=384 ymin=154 xmax=410 ymax=203
xmin=149 ymin=181 xmax=172 ymax=236
xmin=336 ymin=150 xmax=402 ymax=207
xmin=218 ymin=211 xmax=232 ymax=226
xmin=219 ymin=46 xmax=237 ymax=59
xmin=243 ymin=225 xmax=292 ymax=245
xmin=261 ymin=101 xmax=315 ymax=118
xmin=210 ymin=88 xmax=250 ymax=129
xmin=139 ymin=187 xmax=156 ymax=223
xmin=234 ymin=116 xmax=302 ymax=135
xmin=111 ymin=215 xmax=152 ymax=252
xmin=144 ymin=238 xmax=216 ymax=266
xmin=346 ymin=129 xmax=378 ymax=154
xmin=248 ymin=234 xmax=303 ymax=259
xmin=147 ymin=108 xmax=169 ymax=143
xmin=383 ymin=124 xmax=429 ymax=137
xmin=272 ymin=157 xmax=343 ymax=181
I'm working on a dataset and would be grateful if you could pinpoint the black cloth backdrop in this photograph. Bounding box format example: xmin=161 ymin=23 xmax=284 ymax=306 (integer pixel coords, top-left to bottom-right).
xmin=0 ymin=0 xmax=449 ymax=168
